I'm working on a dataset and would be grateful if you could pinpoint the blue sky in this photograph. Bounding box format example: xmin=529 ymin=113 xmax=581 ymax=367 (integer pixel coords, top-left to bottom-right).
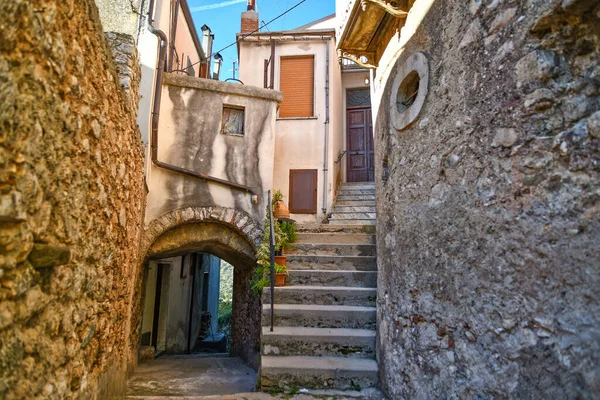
xmin=189 ymin=0 xmax=335 ymax=81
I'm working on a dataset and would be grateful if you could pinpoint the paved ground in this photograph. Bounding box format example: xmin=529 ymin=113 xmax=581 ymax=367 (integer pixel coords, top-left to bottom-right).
xmin=125 ymin=388 xmax=386 ymax=400
xmin=126 ymin=355 xmax=257 ymax=397
xmin=125 ymin=355 xmax=386 ymax=400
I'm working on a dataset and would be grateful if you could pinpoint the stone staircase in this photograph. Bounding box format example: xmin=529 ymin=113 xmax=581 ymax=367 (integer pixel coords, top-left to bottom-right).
xmin=260 ymin=182 xmax=377 ymax=391
xmin=329 ymin=182 xmax=376 ymax=225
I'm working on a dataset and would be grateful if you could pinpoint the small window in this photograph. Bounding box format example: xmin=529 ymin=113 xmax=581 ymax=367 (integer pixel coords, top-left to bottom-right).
xmin=347 ymin=88 xmax=371 ymax=108
xmin=279 ymin=55 xmax=314 ymax=118
xmin=221 ymin=106 xmax=244 ymax=136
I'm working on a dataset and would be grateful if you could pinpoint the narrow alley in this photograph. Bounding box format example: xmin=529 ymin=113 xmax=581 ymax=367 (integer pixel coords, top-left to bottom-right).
xmin=1 ymin=0 xmax=598 ymax=399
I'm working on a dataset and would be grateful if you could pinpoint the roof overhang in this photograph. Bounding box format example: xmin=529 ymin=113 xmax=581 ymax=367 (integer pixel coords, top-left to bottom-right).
xmin=336 ymin=0 xmax=414 ymax=68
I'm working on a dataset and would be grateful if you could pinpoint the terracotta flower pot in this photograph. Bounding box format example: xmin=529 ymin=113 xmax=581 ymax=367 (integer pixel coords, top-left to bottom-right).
xmin=274 ymin=255 xmax=287 ymax=266
xmin=273 ymin=200 xmax=290 ymax=220
xmin=274 ymin=273 xmax=286 ymax=286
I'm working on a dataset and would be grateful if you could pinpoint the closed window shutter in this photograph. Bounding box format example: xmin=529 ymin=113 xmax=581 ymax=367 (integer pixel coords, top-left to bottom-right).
xmin=279 ymin=56 xmax=314 ymax=118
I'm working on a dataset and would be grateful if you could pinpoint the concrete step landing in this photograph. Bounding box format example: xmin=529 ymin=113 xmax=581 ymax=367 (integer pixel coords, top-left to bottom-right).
xmin=290 ymin=243 xmax=376 ymax=257
xmin=296 ymin=233 xmax=376 ymax=245
xmin=262 ymin=286 xmax=376 ymax=307
xmin=262 ymin=304 xmax=376 ymax=329
xmin=262 ymin=326 xmax=376 ymax=358
xmin=286 ymin=270 xmax=377 ymax=288
xmin=261 ymin=356 xmax=379 ymax=391
xmin=286 ymin=255 xmax=377 ymax=271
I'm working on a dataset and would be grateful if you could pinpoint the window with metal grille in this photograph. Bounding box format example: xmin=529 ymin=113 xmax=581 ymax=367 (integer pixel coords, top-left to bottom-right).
xmin=279 ymin=55 xmax=314 ymax=118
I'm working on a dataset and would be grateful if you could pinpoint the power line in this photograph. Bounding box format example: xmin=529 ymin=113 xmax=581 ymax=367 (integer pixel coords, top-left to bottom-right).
xmin=176 ymin=0 xmax=308 ymax=72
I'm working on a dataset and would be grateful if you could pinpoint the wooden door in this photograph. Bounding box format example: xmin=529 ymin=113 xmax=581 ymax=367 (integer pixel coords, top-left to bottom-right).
xmin=346 ymin=108 xmax=374 ymax=182
xmin=289 ymin=169 xmax=317 ymax=213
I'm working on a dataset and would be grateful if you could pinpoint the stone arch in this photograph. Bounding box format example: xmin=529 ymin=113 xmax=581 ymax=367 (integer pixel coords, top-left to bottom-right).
xmin=136 ymin=206 xmax=264 ymax=368
xmin=140 ymin=206 xmax=262 ymax=260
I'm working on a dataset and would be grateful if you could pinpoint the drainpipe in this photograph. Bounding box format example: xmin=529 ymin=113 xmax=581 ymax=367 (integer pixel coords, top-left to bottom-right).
xmin=321 ymin=40 xmax=330 ymax=214
xmin=147 ymin=8 xmax=258 ymax=200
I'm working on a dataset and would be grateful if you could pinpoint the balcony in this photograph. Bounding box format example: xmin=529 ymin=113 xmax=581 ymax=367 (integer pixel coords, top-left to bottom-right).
xmin=336 ymin=0 xmax=413 ymax=68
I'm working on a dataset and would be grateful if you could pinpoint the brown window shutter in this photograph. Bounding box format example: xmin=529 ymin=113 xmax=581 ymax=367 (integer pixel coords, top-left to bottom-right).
xmin=289 ymin=169 xmax=317 ymax=213
xmin=279 ymin=56 xmax=314 ymax=118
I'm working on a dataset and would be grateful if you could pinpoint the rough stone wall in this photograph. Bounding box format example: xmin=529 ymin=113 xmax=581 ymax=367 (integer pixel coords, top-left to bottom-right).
xmin=0 ymin=0 xmax=145 ymax=398
xmin=105 ymin=32 xmax=141 ymax=113
xmin=375 ymin=0 xmax=599 ymax=398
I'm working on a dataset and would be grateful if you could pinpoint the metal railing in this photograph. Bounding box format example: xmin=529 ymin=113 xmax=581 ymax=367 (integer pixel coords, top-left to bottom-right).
xmin=267 ymin=190 xmax=275 ymax=331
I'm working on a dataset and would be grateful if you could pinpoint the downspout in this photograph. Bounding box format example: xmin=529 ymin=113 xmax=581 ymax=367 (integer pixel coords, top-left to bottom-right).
xmin=321 ymin=40 xmax=330 ymax=214
xmin=147 ymin=9 xmax=258 ymax=199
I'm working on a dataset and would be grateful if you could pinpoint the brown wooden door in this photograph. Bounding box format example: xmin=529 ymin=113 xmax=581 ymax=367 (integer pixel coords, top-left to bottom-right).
xmin=289 ymin=169 xmax=317 ymax=213
xmin=347 ymin=108 xmax=374 ymax=182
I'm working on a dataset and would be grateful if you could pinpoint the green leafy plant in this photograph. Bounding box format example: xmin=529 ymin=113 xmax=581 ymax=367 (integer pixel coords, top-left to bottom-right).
xmin=251 ymin=204 xmax=289 ymax=294
xmin=279 ymin=221 xmax=297 ymax=251
xmin=271 ymin=189 xmax=284 ymax=204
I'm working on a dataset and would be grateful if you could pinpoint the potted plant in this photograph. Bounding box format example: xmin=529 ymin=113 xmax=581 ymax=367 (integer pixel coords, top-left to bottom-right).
xmin=251 ymin=204 xmax=289 ymax=294
xmin=272 ymin=189 xmax=290 ymax=220
xmin=279 ymin=221 xmax=297 ymax=253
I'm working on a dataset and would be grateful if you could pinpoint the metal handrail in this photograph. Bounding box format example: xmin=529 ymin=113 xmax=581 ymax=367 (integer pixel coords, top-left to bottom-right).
xmin=268 ymin=190 xmax=275 ymax=332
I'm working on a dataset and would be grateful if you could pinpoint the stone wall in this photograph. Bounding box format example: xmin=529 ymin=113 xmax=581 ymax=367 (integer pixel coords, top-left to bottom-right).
xmin=0 ymin=0 xmax=145 ymax=398
xmin=375 ymin=0 xmax=599 ymax=398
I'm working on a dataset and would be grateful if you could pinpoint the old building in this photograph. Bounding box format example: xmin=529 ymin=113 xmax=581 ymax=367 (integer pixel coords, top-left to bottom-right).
xmin=1 ymin=0 xmax=598 ymax=398
xmin=238 ymin=8 xmax=373 ymax=224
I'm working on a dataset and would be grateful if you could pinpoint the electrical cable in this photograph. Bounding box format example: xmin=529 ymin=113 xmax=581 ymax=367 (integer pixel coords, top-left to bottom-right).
xmin=174 ymin=0 xmax=308 ymax=72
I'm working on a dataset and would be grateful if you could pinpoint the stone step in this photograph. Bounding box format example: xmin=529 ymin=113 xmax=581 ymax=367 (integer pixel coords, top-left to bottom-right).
xmin=286 ymin=255 xmax=376 ymax=271
xmin=262 ymin=286 xmax=376 ymax=306
xmin=333 ymin=206 xmax=376 ymax=213
xmin=286 ymin=270 xmax=377 ymax=288
xmin=297 ymin=233 xmax=376 ymax=245
xmin=289 ymin=244 xmax=376 ymax=257
xmin=334 ymin=199 xmax=376 ymax=206
xmin=296 ymin=224 xmax=376 ymax=234
xmin=340 ymin=182 xmax=375 ymax=189
xmin=336 ymin=194 xmax=376 ymax=201
xmin=330 ymin=212 xmax=377 ymax=220
xmin=261 ymin=327 xmax=376 ymax=358
xmin=329 ymin=219 xmax=376 ymax=226
xmin=262 ymin=304 xmax=376 ymax=329
xmin=261 ymin=356 xmax=379 ymax=390
xmin=338 ymin=188 xmax=376 ymax=195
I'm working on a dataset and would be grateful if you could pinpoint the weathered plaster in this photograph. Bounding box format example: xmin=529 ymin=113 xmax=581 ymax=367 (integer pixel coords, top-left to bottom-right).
xmin=145 ymin=73 xmax=281 ymax=226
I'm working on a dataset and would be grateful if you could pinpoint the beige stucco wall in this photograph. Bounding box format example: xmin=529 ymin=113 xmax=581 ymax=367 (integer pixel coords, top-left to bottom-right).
xmin=145 ymin=73 xmax=282 ymax=226
xmin=239 ymin=36 xmax=341 ymax=222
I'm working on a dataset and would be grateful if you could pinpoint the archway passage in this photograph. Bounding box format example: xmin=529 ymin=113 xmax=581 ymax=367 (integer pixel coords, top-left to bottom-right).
xmin=127 ymin=207 xmax=263 ymax=397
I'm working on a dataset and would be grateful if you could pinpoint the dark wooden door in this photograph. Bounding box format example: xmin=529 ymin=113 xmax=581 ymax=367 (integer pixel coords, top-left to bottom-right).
xmin=289 ymin=169 xmax=317 ymax=213
xmin=347 ymin=108 xmax=374 ymax=182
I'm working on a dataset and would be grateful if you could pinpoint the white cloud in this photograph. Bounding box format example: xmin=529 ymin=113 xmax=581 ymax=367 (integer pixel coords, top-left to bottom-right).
xmin=190 ymin=0 xmax=247 ymax=12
